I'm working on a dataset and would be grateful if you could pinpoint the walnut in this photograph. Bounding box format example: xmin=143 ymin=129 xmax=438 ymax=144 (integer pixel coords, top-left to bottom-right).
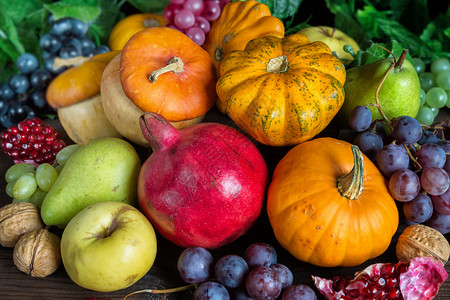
xmin=13 ymin=228 xmax=61 ymax=277
xmin=396 ymin=224 xmax=450 ymax=265
xmin=0 ymin=202 xmax=44 ymax=247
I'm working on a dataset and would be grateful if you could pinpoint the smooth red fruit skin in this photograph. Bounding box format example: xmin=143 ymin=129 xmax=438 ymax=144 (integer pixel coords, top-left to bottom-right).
xmin=137 ymin=112 xmax=268 ymax=249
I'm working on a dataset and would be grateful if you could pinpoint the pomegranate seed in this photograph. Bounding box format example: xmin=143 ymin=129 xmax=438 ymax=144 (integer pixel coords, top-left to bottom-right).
xmin=332 ymin=277 xmax=349 ymax=291
xmin=374 ymin=276 xmax=386 ymax=287
xmin=42 ymin=145 xmax=51 ymax=154
xmin=387 ymin=288 xmax=401 ymax=299
xmin=347 ymin=288 xmax=361 ymax=297
xmin=34 ymin=142 xmax=44 ymax=150
xmin=32 ymin=125 xmax=42 ymax=134
xmin=29 ymin=150 xmax=39 ymax=159
xmin=396 ymin=262 xmax=409 ymax=275
xmin=45 ymin=134 xmax=56 ymax=145
xmin=1 ymin=131 xmax=10 ymax=139
xmin=8 ymin=126 xmax=19 ymax=134
xmin=17 ymin=133 xmax=28 ymax=143
xmin=37 ymin=133 xmax=45 ymax=141
xmin=380 ymin=263 xmax=396 ymax=277
xmin=9 ymin=150 xmax=19 ymax=158
xmin=385 ymin=277 xmax=398 ymax=289
xmin=27 ymin=134 xmax=37 ymax=143
xmin=365 ymin=282 xmax=380 ymax=296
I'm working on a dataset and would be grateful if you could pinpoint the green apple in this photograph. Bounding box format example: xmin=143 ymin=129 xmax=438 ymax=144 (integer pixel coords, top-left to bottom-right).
xmin=61 ymin=201 xmax=157 ymax=292
xmin=297 ymin=26 xmax=360 ymax=65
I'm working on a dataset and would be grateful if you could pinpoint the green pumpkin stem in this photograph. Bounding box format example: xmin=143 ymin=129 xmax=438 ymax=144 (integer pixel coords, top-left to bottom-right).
xmin=337 ymin=145 xmax=364 ymax=200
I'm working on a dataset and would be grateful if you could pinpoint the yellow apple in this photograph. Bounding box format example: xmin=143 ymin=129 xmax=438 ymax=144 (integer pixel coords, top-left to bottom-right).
xmin=297 ymin=26 xmax=360 ymax=65
xmin=60 ymin=201 xmax=157 ymax=292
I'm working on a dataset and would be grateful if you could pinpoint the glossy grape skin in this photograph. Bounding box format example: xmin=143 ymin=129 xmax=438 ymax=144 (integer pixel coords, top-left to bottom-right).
xmin=93 ymin=45 xmax=110 ymax=55
xmin=431 ymin=57 xmax=450 ymax=74
xmin=439 ymin=140 xmax=450 ymax=174
xmin=270 ymin=264 xmax=293 ymax=290
xmin=12 ymin=172 xmax=37 ymax=200
xmin=194 ymin=281 xmax=230 ymax=300
xmin=177 ymin=246 xmax=213 ymax=284
xmin=50 ymin=18 xmax=72 ymax=36
xmin=436 ymin=70 xmax=450 ymax=90
xmin=0 ymin=83 xmax=15 ymax=100
xmin=376 ymin=144 xmax=410 ymax=178
xmin=426 ymin=87 xmax=448 ymax=108
xmin=246 ymin=266 xmax=282 ymax=300
xmin=353 ymin=131 xmax=383 ymax=162
xmin=186 ymin=27 xmax=206 ymax=46
xmin=244 ymin=243 xmax=277 ymax=269
xmin=31 ymin=91 xmax=47 ymax=109
xmin=348 ymin=106 xmax=372 ymax=132
xmin=35 ymin=163 xmax=59 ymax=192
xmin=9 ymin=74 xmax=30 ymax=94
xmin=419 ymin=72 xmax=436 ymax=92
xmin=5 ymin=163 xmax=36 ymax=183
xmin=392 ymin=116 xmax=423 ymax=145
xmin=431 ymin=188 xmax=450 ymax=215
xmin=420 ymin=167 xmax=449 ymax=196
xmin=69 ymin=18 xmax=88 ymax=37
xmin=403 ymin=193 xmax=434 ymax=223
xmin=414 ymin=143 xmax=446 ymax=169
xmin=426 ymin=211 xmax=450 ymax=234
xmin=39 ymin=33 xmax=62 ymax=54
xmin=282 ymin=284 xmax=317 ymax=300
xmin=416 ymin=106 xmax=435 ymax=126
xmin=418 ymin=130 xmax=441 ymax=144
xmin=413 ymin=58 xmax=425 ymax=74
xmin=30 ymin=68 xmax=52 ymax=90
xmin=16 ymin=53 xmax=39 ymax=74
xmin=55 ymin=144 xmax=82 ymax=166
xmin=215 ymin=254 xmax=249 ymax=288
xmin=388 ymin=168 xmax=421 ymax=202
xmin=174 ymin=9 xmax=196 ymax=29
xmin=79 ymin=37 xmax=96 ymax=56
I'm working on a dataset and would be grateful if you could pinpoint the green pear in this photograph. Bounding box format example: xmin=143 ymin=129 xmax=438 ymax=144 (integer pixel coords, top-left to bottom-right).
xmin=41 ymin=137 xmax=141 ymax=228
xmin=339 ymin=51 xmax=421 ymax=121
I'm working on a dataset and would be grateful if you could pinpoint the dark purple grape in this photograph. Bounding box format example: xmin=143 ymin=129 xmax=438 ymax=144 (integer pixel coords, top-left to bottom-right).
xmin=39 ymin=33 xmax=62 ymax=54
xmin=229 ymin=285 xmax=253 ymax=299
xmin=426 ymin=211 xmax=450 ymax=234
xmin=438 ymin=140 xmax=450 ymax=174
xmin=69 ymin=18 xmax=88 ymax=37
xmin=403 ymin=193 xmax=433 ymax=223
xmin=348 ymin=106 xmax=372 ymax=132
xmin=30 ymin=68 xmax=52 ymax=90
xmin=244 ymin=243 xmax=277 ymax=269
xmin=246 ymin=266 xmax=282 ymax=300
xmin=9 ymin=74 xmax=30 ymax=94
xmin=388 ymin=168 xmax=421 ymax=202
xmin=0 ymin=83 xmax=15 ymax=100
xmin=177 ymin=246 xmax=213 ymax=284
xmin=0 ymin=114 xmax=14 ymax=128
xmin=194 ymin=281 xmax=230 ymax=300
xmin=7 ymin=102 xmax=29 ymax=123
xmin=418 ymin=130 xmax=441 ymax=144
xmin=431 ymin=188 xmax=450 ymax=215
xmin=50 ymin=18 xmax=72 ymax=36
xmin=353 ymin=131 xmax=384 ymax=162
xmin=0 ymin=98 xmax=9 ymax=116
xmin=376 ymin=144 xmax=410 ymax=178
xmin=215 ymin=254 xmax=249 ymax=288
xmin=79 ymin=37 xmax=96 ymax=56
xmin=392 ymin=116 xmax=423 ymax=144
xmin=282 ymin=284 xmax=317 ymax=300
xmin=93 ymin=45 xmax=110 ymax=55
xmin=270 ymin=264 xmax=293 ymax=290
xmin=16 ymin=53 xmax=39 ymax=74
xmin=414 ymin=143 xmax=446 ymax=169
xmin=30 ymin=91 xmax=47 ymax=109
xmin=44 ymin=55 xmax=67 ymax=75
xmin=420 ymin=167 xmax=449 ymax=196
xmin=337 ymin=128 xmax=358 ymax=144
xmin=59 ymin=40 xmax=82 ymax=59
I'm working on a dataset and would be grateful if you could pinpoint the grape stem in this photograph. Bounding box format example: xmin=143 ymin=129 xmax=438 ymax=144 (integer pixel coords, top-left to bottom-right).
xmin=402 ymin=144 xmax=423 ymax=170
xmin=123 ymin=283 xmax=197 ymax=299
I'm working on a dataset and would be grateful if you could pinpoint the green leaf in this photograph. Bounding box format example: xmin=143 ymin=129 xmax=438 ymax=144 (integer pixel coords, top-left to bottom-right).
xmin=88 ymin=0 xmax=125 ymax=45
xmin=126 ymin=0 xmax=169 ymax=13
xmin=349 ymin=40 xmax=414 ymax=68
xmin=259 ymin=0 xmax=302 ymax=21
xmin=44 ymin=0 xmax=101 ymax=22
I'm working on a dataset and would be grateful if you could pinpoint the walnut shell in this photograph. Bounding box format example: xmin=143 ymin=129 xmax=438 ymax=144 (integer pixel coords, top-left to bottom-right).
xmin=396 ymin=224 xmax=450 ymax=264
xmin=0 ymin=202 xmax=44 ymax=247
xmin=13 ymin=228 xmax=61 ymax=277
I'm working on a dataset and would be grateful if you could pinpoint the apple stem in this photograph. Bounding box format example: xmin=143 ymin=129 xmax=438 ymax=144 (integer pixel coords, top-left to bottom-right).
xmin=330 ymin=27 xmax=337 ymax=38
xmin=123 ymin=283 xmax=197 ymax=299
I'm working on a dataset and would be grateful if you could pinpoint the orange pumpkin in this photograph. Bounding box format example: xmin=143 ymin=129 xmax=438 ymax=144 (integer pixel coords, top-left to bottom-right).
xmin=216 ymin=34 xmax=346 ymax=146
xmin=120 ymin=27 xmax=216 ymax=122
xmin=202 ymin=0 xmax=285 ymax=75
xmin=267 ymin=137 xmax=399 ymax=267
xmin=108 ymin=13 xmax=167 ymax=50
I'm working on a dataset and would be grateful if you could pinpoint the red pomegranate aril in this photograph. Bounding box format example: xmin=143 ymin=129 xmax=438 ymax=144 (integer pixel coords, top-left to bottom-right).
xmin=52 ymin=140 xmax=65 ymax=151
xmin=43 ymin=152 xmax=54 ymax=162
xmin=29 ymin=150 xmax=39 ymax=159
xmin=380 ymin=263 xmax=396 ymax=277
xmin=32 ymin=125 xmax=42 ymax=134
xmin=9 ymin=150 xmax=19 ymax=158
xmin=27 ymin=134 xmax=37 ymax=143
xmin=347 ymin=288 xmax=361 ymax=298
xmin=8 ymin=126 xmax=19 ymax=134
xmin=332 ymin=276 xmax=350 ymax=291
xmin=375 ymin=276 xmax=386 ymax=288
xmin=34 ymin=142 xmax=43 ymax=150
xmin=1 ymin=131 xmax=11 ymax=140
xmin=45 ymin=134 xmax=56 ymax=145
xmin=386 ymin=277 xmax=398 ymax=289
xmin=387 ymin=288 xmax=402 ymax=299
xmin=42 ymin=126 xmax=54 ymax=135
xmin=365 ymin=282 xmax=380 ymax=296
xmin=42 ymin=145 xmax=51 ymax=154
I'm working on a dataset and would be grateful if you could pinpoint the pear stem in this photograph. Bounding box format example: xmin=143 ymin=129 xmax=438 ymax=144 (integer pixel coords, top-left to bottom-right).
xmin=394 ymin=49 xmax=408 ymax=71
xmin=336 ymin=145 xmax=365 ymax=200
xmin=123 ymin=284 xmax=196 ymax=299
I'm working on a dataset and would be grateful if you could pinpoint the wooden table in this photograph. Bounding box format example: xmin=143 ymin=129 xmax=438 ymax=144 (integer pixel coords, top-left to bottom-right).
xmin=1 ymin=107 xmax=449 ymax=300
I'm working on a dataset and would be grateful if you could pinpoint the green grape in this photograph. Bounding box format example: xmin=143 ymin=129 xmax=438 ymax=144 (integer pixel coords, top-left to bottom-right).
xmin=55 ymin=164 xmax=64 ymax=174
xmin=413 ymin=58 xmax=426 ymax=74
xmin=416 ymin=106 xmax=435 ymax=126
xmin=36 ymin=163 xmax=59 ymax=192
xmin=28 ymin=187 xmax=47 ymax=208
xmin=431 ymin=57 xmax=450 ymax=74
xmin=447 ymin=90 xmax=450 ymax=109
xmin=420 ymin=88 xmax=426 ymax=106
xmin=429 ymin=106 xmax=440 ymax=117
xmin=12 ymin=173 xmax=38 ymax=200
xmin=419 ymin=72 xmax=436 ymax=92
xmin=56 ymin=144 xmax=82 ymax=167
xmin=12 ymin=198 xmax=29 ymax=203
xmin=6 ymin=180 xmax=15 ymax=198
xmin=425 ymin=87 xmax=448 ymax=108
xmin=436 ymin=70 xmax=450 ymax=90
xmin=5 ymin=163 xmax=36 ymax=183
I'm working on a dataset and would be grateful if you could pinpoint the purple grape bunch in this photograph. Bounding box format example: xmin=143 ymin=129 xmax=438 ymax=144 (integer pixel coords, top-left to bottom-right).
xmin=177 ymin=242 xmax=318 ymax=299
xmin=342 ymin=105 xmax=450 ymax=234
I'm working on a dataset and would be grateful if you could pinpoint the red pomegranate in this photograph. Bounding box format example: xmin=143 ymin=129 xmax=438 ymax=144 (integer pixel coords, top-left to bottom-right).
xmin=313 ymin=256 xmax=448 ymax=300
xmin=137 ymin=112 xmax=268 ymax=249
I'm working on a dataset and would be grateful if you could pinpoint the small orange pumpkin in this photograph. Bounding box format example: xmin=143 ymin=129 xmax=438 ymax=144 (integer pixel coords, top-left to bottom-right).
xmin=120 ymin=27 xmax=216 ymax=122
xmin=216 ymin=34 xmax=346 ymax=146
xmin=108 ymin=13 xmax=167 ymax=50
xmin=267 ymin=137 xmax=399 ymax=267
xmin=202 ymin=0 xmax=285 ymax=75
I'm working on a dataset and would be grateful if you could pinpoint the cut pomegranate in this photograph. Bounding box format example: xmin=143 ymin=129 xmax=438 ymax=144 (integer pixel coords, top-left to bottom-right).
xmin=313 ymin=256 xmax=448 ymax=300
xmin=1 ymin=117 xmax=66 ymax=165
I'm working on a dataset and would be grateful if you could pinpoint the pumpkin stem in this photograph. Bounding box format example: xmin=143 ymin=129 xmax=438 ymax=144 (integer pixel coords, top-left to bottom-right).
xmin=337 ymin=145 xmax=365 ymax=200
xmin=53 ymin=56 xmax=90 ymax=69
xmin=149 ymin=56 xmax=184 ymax=82
xmin=143 ymin=18 xmax=161 ymax=28
xmin=215 ymin=48 xmax=224 ymax=62
xmin=267 ymin=55 xmax=289 ymax=73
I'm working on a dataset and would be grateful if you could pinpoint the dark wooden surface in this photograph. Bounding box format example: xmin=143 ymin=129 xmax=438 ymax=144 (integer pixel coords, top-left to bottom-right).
xmin=0 ymin=107 xmax=449 ymax=300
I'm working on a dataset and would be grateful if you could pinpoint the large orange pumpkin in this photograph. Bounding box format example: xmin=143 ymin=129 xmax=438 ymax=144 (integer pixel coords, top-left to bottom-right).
xmin=267 ymin=137 xmax=399 ymax=267
xmin=120 ymin=27 xmax=216 ymax=122
xmin=202 ymin=0 xmax=285 ymax=75
xmin=216 ymin=34 xmax=346 ymax=147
